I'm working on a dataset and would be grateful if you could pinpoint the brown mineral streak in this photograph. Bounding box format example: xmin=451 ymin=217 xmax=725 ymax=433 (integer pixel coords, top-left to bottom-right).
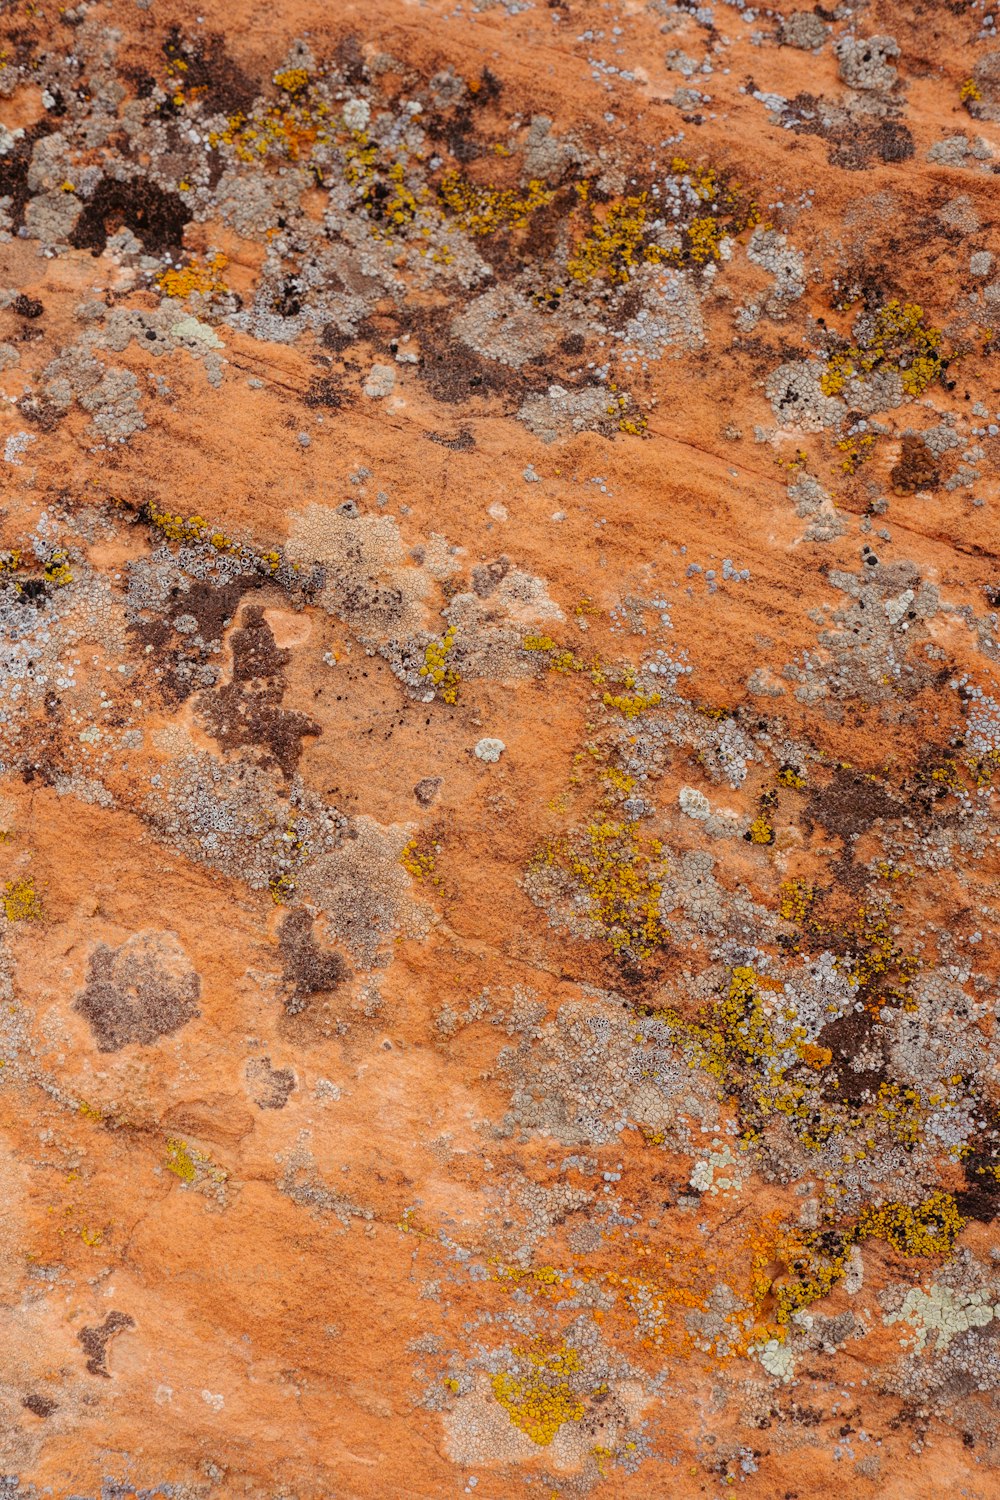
xmin=0 ymin=0 xmax=999 ymax=1496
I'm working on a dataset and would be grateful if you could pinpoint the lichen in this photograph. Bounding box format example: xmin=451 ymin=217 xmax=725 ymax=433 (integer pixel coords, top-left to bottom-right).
xmin=820 ymin=299 xmax=946 ymax=398
xmin=419 ymin=625 xmax=461 ymax=704
xmin=490 ymin=1343 xmax=585 ymax=1446
xmin=157 ymin=252 xmax=230 ymax=299
xmin=2 ymin=877 xmax=41 ymax=922
xmin=538 ymin=818 xmax=669 ymax=960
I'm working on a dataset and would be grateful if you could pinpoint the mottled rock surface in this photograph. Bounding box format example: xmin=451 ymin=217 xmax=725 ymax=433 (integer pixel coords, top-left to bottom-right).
xmin=1 ymin=1 xmax=999 ymax=1496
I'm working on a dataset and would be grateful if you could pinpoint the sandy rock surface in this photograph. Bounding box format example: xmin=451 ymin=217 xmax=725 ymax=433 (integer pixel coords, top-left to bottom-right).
xmin=1 ymin=0 xmax=999 ymax=1495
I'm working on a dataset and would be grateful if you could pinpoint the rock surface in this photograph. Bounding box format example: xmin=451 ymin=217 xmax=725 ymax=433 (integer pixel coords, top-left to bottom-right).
xmin=0 ymin=0 xmax=999 ymax=1496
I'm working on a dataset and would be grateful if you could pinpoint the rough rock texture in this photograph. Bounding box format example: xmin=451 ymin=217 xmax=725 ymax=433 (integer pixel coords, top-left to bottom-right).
xmin=0 ymin=1 xmax=999 ymax=1496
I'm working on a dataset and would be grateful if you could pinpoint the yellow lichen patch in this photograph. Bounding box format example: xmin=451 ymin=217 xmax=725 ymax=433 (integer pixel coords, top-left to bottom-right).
xmin=778 ymin=883 xmax=917 ymax=1013
xmin=382 ymin=161 xmax=424 ymax=231
xmin=776 ymin=765 xmax=806 ymax=789
xmin=567 ymin=193 xmax=668 ymax=285
xmin=870 ymin=1081 xmax=924 ymax=1148
xmin=165 ymin=1137 xmax=199 ymax=1183
xmin=602 ymin=689 xmax=662 ymax=720
xmin=547 ymin=818 xmax=669 ymax=959
xmin=746 ymin=787 xmax=779 ymax=847
xmin=268 ymin=873 xmax=295 ymax=905
xmin=856 ymin=1190 xmax=965 ymax=1256
xmin=273 ymin=67 xmax=309 ymax=95
xmin=157 ymin=252 xmax=229 ymax=299
xmin=836 ymin=433 xmax=875 ymax=474
xmin=489 ymin=1261 xmax=568 ymax=1297
xmin=607 ymin=385 xmax=648 ymax=434
xmin=683 ymin=214 xmax=725 ymax=263
xmin=778 ymin=878 xmax=815 ymax=925
xmin=746 ymin=813 xmax=774 ymax=846
xmin=491 ymin=1343 xmax=585 ymax=1446
xmin=773 ymin=1191 xmax=966 ymax=1324
xmin=961 ymin=78 xmax=982 ymax=103
xmin=657 ymin=963 xmax=880 ymax=1154
xmin=844 ymin=903 xmax=918 ymax=1011
xmin=209 ymin=77 xmax=331 ymax=163
xmin=145 ymin=502 xmax=282 ymax=575
xmin=563 ymin=161 xmax=758 ymax=285
xmin=522 ymin=633 xmax=598 ymax=679
xmin=147 ymin=504 xmax=219 ymax=547
xmin=967 ymin=747 xmax=1000 ymax=787
xmin=603 ymin=765 xmax=636 ymax=797
xmin=2 ymin=877 xmax=41 ymax=922
xmin=668 ymin=158 xmax=761 ymax=260
xmin=772 ymin=1225 xmax=853 ymax=1325
xmin=43 ymin=549 xmax=73 ymax=587
xmin=268 ymin=815 xmax=309 ymax=904
xmin=419 ymin=625 xmax=461 ymax=704
xmin=916 ymin=758 xmax=964 ymax=797
xmin=522 ymin=632 xmax=624 ymax=685
xmin=820 ymin=299 xmax=945 ymax=399
xmin=341 ymin=129 xmax=431 ymax=239
xmin=522 ymin=632 xmax=559 ymax=653
xmin=165 ymin=1136 xmax=227 ymax=1188
xmin=437 ymin=171 xmax=554 ymax=236
xmin=663 ymin=965 xmax=782 ymax=1090
xmin=400 ymin=836 xmax=441 ymax=885
xmin=342 ymin=126 xmax=378 ymax=183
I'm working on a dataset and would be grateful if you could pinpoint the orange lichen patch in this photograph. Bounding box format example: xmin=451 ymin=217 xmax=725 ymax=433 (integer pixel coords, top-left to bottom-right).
xmin=157 ymin=252 xmax=230 ymax=299
xmin=486 ymin=1212 xmax=789 ymax=1367
xmin=208 ymin=76 xmax=330 ymax=162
